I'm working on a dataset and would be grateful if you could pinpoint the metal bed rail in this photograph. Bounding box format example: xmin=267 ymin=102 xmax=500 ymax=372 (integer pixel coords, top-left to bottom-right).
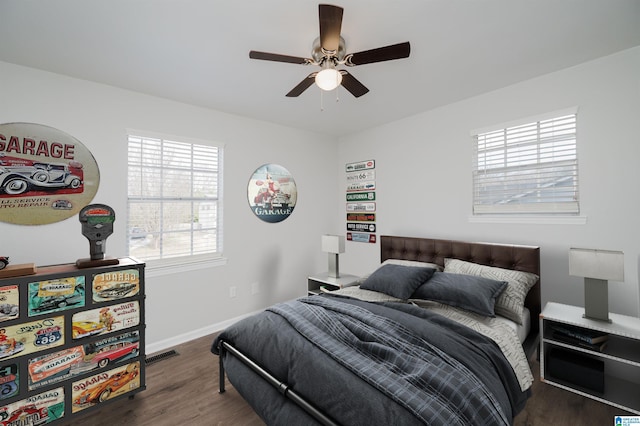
xmin=218 ymin=340 xmax=339 ymax=426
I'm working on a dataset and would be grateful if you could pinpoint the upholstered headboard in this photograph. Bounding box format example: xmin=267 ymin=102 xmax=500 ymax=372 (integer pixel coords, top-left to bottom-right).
xmin=380 ymin=235 xmax=541 ymax=357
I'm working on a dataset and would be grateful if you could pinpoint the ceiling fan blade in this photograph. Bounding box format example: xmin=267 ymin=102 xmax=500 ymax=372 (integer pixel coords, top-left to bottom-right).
xmin=347 ymin=42 xmax=411 ymax=66
xmin=249 ymin=50 xmax=309 ymax=65
xmin=340 ymin=71 xmax=369 ymax=98
xmin=319 ymin=4 xmax=343 ymax=53
xmin=286 ymin=73 xmax=317 ymax=97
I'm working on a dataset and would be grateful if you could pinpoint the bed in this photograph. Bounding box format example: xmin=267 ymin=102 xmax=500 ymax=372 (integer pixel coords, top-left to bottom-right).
xmin=212 ymin=235 xmax=541 ymax=425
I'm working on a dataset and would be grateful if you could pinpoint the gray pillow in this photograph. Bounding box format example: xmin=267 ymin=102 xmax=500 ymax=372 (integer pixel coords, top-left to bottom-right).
xmin=360 ymin=264 xmax=436 ymax=300
xmin=411 ymin=272 xmax=508 ymax=317
xmin=356 ymin=259 xmax=442 ymax=285
xmin=444 ymin=258 xmax=539 ymax=324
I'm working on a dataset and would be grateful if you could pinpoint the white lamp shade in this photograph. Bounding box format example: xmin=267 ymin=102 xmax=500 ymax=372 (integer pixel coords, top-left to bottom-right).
xmin=322 ymin=235 xmax=345 ymax=254
xmin=315 ymin=68 xmax=342 ymax=91
xmin=569 ymin=248 xmax=624 ymax=281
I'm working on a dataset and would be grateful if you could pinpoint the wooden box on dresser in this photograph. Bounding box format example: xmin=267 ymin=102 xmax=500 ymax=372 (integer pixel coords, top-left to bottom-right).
xmin=0 ymin=257 xmax=145 ymax=425
xmin=540 ymin=302 xmax=640 ymax=414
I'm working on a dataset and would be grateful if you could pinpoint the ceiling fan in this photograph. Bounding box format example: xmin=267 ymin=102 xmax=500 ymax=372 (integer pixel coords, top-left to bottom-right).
xmin=249 ymin=4 xmax=411 ymax=98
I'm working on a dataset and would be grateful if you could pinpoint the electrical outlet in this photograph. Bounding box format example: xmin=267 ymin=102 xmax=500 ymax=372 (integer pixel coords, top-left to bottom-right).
xmin=229 ymin=286 xmax=237 ymax=298
xmin=251 ymin=282 xmax=259 ymax=295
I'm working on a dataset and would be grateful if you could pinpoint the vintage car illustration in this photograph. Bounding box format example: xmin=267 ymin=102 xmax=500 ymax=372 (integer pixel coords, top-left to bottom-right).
xmin=0 ymin=404 xmax=48 ymax=425
xmin=28 ymin=347 xmax=85 ymax=384
xmin=91 ymin=341 xmax=139 ymax=368
xmin=0 ymin=341 xmax=24 ymax=359
xmin=94 ymin=282 xmax=137 ymax=300
xmin=0 ymin=303 xmax=19 ymax=321
xmin=31 ymin=291 xmax=84 ymax=313
xmin=0 ymin=257 xmax=8 ymax=270
xmin=252 ymin=172 xmax=294 ymax=209
xmin=73 ymin=364 xmax=139 ymax=405
xmin=72 ymin=321 xmax=105 ymax=339
xmin=0 ymin=154 xmax=83 ymax=196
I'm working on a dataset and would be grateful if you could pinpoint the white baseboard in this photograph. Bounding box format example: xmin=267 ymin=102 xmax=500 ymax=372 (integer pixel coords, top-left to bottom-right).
xmin=145 ymin=309 xmax=263 ymax=356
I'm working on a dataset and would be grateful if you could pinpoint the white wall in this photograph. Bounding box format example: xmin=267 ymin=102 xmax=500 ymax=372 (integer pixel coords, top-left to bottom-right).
xmin=2 ymin=45 xmax=638 ymax=354
xmin=0 ymin=61 xmax=338 ymax=351
xmin=338 ymin=47 xmax=640 ymax=317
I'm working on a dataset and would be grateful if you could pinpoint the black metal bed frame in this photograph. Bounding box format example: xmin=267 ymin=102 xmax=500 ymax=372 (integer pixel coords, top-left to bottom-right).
xmin=216 ymin=235 xmax=541 ymax=425
xmin=218 ymin=340 xmax=339 ymax=426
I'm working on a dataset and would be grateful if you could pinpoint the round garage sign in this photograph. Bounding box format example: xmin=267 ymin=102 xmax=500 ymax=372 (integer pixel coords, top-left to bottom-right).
xmin=0 ymin=122 xmax=100 ymax=225
xmin=247 ymin=164 xmax=297 ymax=223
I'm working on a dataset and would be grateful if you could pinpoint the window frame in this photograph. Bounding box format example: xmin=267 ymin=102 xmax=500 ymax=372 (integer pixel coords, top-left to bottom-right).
xmin=470 ymin=108 xmax=580 ymax=218
xmin=126 ymin=129 xmax=225 ymax=273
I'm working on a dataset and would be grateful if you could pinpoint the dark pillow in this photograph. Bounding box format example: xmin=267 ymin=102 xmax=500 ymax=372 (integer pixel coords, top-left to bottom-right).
xmin=360 ymin=264 xmax=436 ymax=300
xmin=444 ymin=258 xmax=538 ymax=324
xmin=411 ymin=272 xmax=508 ymax=317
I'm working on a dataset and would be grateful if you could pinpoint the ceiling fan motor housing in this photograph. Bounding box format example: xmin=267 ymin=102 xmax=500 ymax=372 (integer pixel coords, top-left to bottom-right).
xmin=312 ymin=36 xmax=346 ymax=65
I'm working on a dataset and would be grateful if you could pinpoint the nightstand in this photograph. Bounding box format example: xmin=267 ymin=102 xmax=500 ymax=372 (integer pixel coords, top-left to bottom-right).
xmin=540 ymin=302 xmax=640 ymax=414
xmin=307 ymin=272 xmax=360 ymax=295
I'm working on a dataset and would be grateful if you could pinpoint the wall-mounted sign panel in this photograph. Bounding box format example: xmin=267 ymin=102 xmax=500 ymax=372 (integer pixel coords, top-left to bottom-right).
xmin=346 ymin=213 xmax=375 ymax=222
xmin=346 ymin=160 xmax=375 ymax=172
xmin=346 ymin=202 xmax=376 ymax=212
xmin=247 ymin=164 xmax=297 ymax=223
xmin=347 ymin=232 xmax=376 ymax=243
xmin=0 ymin=123 xmax=100 ymax=225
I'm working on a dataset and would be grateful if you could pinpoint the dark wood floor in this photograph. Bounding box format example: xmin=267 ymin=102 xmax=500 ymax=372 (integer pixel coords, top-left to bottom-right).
xmin=58 ymin=333 xmax=630 ymax=425
xmin=60 ymin=333 xmax=262 ymax=426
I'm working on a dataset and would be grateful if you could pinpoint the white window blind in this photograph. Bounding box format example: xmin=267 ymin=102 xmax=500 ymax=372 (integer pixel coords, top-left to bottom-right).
xmin=127 ymin=133 xmax=222 ymax=262
xmin=472 ymin=112 xmax=578 ymax=215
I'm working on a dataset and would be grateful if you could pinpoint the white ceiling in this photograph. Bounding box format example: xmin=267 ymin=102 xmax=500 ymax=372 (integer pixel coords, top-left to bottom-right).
xmin=1 ymin=1 xmax=639 ymax=137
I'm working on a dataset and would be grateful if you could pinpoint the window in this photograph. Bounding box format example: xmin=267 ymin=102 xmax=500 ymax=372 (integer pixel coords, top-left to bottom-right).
xmin=127 ymin=132 xmax=222 ymax=264
xmin=472 ymin=109 xmax=578 ymax=215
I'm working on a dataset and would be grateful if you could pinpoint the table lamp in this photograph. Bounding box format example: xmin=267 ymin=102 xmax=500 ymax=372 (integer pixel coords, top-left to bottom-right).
xmin=322 ymin=235 xmax=345 ymax=278
xmin=569 ymin=247 xmax=624 ymax=322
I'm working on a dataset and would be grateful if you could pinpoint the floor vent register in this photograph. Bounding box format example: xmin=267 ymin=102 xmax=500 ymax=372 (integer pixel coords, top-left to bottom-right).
xmin=145 ymin=349 xmax=179 ymax=365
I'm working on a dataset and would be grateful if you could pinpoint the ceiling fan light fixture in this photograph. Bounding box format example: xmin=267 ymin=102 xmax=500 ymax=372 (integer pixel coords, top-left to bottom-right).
xmin=249 ymin=4 xmax=410 ymax=98
xmin=315 ymin=67 xmax=342 ymax=91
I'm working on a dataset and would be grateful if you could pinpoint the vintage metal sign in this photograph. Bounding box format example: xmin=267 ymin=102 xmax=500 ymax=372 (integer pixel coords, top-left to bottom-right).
xmin=346 ymin=202 xmax=376 ymax=212
xmin=0 ymin=316 xmax=65 ymax=361
xmin=0 ymin=286 xmax=19 ymax=323
xmin=346 ymin=213 xmax=376 ymax=222
xmin=346 ymin=192 xmax=375 ymax=201
xmin=345 ymin=159 xmax=376 ymax=245
xmin=346 ymin=170 xmax=375 ymax=182
xmin=28 ymin=346 xmax=86 ymax=390
xmin=27 ymin=330 xmax=140 ymax=391
xmin=347 ymin=223 xmax=376 ymax=233
xmin=0 ymin=122 xmax=100 ymax=225
xmin=346 ymin=181 xmax=375 ymax=192
xmin=28 ymin=276 xmax=85 ymax=317
xmin=345 ymin=160 xmax=375 ymax=172
xmin=92 ymin=269 xmax=140 ymax=303
xmin=347 ymin=232 xmax=377 ymax=243
xmin=247 ymin=164 xmax=297 ymax=223
xmin=0 ymin=387 xmax=65 ymax=424
xmin=71 ymin=361 xmax=140 ymax=413
xmin=0 ymin=363 xmax=19 ymax=401
xmin=71 ymin=301 xmax=140 ymax=340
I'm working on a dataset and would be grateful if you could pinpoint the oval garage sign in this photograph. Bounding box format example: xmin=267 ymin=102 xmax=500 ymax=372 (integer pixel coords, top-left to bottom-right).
xmin=0 ymin=122 xmax=100 ymax=225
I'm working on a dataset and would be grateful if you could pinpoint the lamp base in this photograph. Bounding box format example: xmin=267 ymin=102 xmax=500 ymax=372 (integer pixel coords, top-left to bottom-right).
xmin=582 ymin=314 xmax=612 ymax=324
xmin=583 ymin=277 xmax=611 ymax=323
xmin=328 ymin=253 xmax=340 ymax=278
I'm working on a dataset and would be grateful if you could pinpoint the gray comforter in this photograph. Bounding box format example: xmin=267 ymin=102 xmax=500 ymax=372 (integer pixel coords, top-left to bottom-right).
xmin=212 ymin=294 xmax=530 ymax=425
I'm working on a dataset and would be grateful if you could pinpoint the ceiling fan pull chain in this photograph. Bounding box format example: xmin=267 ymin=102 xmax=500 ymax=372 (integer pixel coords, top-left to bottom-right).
xmin=320 ymin=89 xmax=324 ymax=111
